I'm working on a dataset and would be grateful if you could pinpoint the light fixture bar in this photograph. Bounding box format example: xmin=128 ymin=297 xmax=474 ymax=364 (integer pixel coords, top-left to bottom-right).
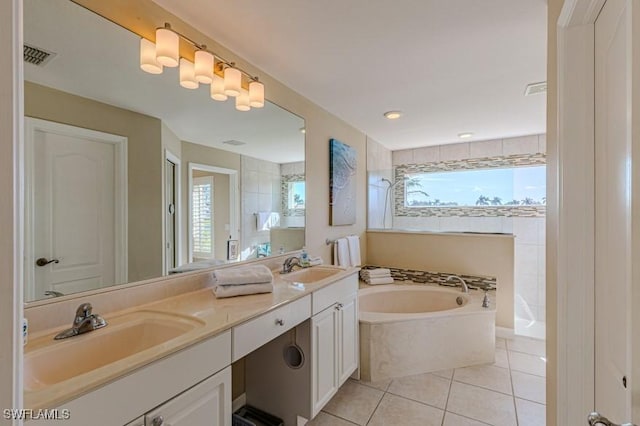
xmin=158 ymin=22 xmax=262 ymax=85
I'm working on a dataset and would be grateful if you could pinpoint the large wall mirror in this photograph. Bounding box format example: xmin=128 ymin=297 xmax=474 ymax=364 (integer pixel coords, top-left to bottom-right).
xmin=23 ymin=0 xmax=306 ymax=303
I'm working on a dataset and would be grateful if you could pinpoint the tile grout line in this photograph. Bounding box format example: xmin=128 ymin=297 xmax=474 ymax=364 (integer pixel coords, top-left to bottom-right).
xmin=364 ymin=384 xmax=387 ymax=426
xmin=440 ymin=374 xmax=454 ymax=426
xmin=507 ymin=346 xmax=521 ymax=426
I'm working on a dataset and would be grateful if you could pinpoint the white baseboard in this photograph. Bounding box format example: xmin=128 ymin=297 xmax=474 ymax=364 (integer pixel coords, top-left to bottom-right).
xmin=232 ymin=393 xmax=246 ymax=412
xmin=495 ymin=326 xmax=515 ymax=339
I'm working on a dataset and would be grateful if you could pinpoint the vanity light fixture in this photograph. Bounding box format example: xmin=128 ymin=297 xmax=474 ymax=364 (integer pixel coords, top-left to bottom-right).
xmin=210 ymin=75 xmax=228 ymax=101
xmin=458 ymin=132 xmax=474 ymax=139
xmin=194 ymin=49 xmax=214 ymax=84
xmin=224 ymin=66 xmax=242 ymax=97
xmin=179 ymin=58 xmax=198 ymax=89
xmin=384 ymin=111 xmax=402 ymax=120
xmin=155 ymin=24 xmax=179 ymax=67
xmin=139 ymin=22 xmax=265 ymax=111
xmin=236 ymin=88 xmax=251 ymax=112
xmin=139 ymin=38 xmax=163 ymax=74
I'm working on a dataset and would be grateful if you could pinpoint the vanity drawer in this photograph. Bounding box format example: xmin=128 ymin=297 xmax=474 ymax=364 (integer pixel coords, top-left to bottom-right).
xmin=312 ymin=274 xmax=358 ymax=315
xmin=232 ymin=295 xmax=311 ymax=361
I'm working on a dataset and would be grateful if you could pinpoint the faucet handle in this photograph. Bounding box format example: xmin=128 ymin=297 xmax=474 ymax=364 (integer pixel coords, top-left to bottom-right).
xmin=74 ymin=303 xmax=93 ymax=324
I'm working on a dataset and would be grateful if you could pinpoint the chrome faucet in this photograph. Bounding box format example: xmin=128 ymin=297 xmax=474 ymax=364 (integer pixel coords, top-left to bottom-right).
xmin=281 ymin=256 xmax=302 ymax=274
xmin=54 ymin=303 xmax=107 ymax=340
xmin=447 ymin=275 xmax=469 ymax=293
xmin=44 ymin=290 xmax=64 ymax=297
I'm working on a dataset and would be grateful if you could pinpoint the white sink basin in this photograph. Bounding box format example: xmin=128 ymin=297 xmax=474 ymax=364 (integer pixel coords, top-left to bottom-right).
xmin=281 ymin=266 xmax=342 ymax=284
xmin=24 ymin=310 xmax=204 ymax=391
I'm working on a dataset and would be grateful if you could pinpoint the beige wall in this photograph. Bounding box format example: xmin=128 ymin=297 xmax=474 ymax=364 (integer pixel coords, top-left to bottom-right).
xmin=547 ymin=0 xmax=562 ymax=424
xmin=367 ymin=230 xmax=515 ymax=329
xmin=1 ymin=0 xmax=22 ymax=419
xmin=24 ymin=82 xmax=164 ymax=283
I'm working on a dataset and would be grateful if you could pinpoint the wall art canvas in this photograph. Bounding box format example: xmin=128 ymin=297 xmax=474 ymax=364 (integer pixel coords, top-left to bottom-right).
xmin=329 ymin=139 xmax=357 ymax=225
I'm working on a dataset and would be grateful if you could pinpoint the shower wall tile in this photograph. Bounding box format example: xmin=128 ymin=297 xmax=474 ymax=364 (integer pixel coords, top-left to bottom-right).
xmin=413 ymin=146 xmax=440 ymax=164
xmin=469 ymin=138 xmax=503 ymax=158
xmin=439 ymin=142 xmax=470 ymax=161
xmin=503 ymin=135 xmax=540 ymax=156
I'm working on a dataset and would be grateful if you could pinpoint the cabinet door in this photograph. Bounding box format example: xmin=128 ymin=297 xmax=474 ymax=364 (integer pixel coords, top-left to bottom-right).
xmin=311 ymin=305 xmax=339 ymax=417
xmin=124 ymin=418 xmax=144 ymax=426
xmin=145 ymin=366 xmax=231 ymax=426
xmin=338 ymin=293 xmax=358 ymax=385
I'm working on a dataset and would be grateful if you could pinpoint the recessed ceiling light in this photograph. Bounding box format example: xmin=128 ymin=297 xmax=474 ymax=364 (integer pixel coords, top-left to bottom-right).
xmin=458 ymin=132 xmax=474 ymax=139
xmin=384 ymin=111 xmax=402 ymax=120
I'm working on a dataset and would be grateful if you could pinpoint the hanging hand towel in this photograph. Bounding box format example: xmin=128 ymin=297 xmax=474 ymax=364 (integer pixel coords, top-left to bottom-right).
xmin=212 ymin=264 xmax=274 ymax=286
xmin=336 ymin=238 xmax=352 ymax=267
xmin=213 ymin=282 xmax=274 ymax=298
xmin=346 ymin=236 xmax=361 ymax=267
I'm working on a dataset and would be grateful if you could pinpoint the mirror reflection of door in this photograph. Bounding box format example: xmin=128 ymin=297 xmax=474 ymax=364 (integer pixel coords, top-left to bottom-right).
xmin=188 ymin=164 xmax=238 ymax=264
xmin=24 ymin=118 xmax=127 ymax=301
xmin=165 ymin=156 xmax=178 ymax=272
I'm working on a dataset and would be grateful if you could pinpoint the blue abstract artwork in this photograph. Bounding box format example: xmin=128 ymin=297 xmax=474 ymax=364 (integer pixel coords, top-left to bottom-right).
xmin=329 ymin=139 xmax=357 ymax=225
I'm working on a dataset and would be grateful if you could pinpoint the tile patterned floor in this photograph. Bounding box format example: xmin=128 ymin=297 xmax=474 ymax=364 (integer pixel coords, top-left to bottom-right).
xmin=309 ymin=336 xmax=546 ymax=426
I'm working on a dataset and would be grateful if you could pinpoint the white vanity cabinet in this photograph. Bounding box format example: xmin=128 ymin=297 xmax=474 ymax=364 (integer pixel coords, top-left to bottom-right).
xmin=143 ymin=366 xmax=231 ymax=426
xmin=41 ymin=331 xmax=232 ymax=426
xmin=310 ymin=279 xmax=358 ymax=418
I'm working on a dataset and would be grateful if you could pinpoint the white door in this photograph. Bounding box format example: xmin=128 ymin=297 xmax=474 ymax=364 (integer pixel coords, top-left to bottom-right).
xmin=25 ymin=118 xmax=127 ymax=300
xmin=594 ymin=0 xmax=634 ymax=423
xmin=311 ymin=305 xmax=338 ymax=417
xmin=338 ymin=294 xmax=358 ymax=385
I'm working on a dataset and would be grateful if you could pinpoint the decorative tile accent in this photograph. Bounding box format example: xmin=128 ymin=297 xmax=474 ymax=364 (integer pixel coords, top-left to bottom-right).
xmin=280 ymin=173 xmax=305 ymax=217
xmin=361 ymin=265 xmax=497 ymax=290
xmin=393 ymin=153 xmax=547 ymax=218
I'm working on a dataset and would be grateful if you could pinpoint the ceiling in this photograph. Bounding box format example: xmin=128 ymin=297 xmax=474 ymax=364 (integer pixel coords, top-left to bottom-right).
xmin=153 ymin=0 xmax=547 ymax=150
xmin=23 ymin=0 xmax=305 ymax=164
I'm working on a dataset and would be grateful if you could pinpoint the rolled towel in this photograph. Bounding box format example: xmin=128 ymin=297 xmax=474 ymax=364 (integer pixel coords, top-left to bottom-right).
xmin=214 ymin=282 xmax=274 ymax=298
xmin=361 ymin=268 xmax=391 ymax=277
xmin=309 ymin=256 xmax=323 ymax=266
xmin=213 ymin=264 xmax=273 ymax=286
xmin=365 ymin=277 xmax=394 ymax=285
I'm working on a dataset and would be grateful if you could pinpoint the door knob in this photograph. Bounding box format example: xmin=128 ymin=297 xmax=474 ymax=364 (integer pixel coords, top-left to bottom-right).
xmin=36 ymin=257 xmax=59 ymax=267
xmin=588 ymin=412 xmax=636 ymax=426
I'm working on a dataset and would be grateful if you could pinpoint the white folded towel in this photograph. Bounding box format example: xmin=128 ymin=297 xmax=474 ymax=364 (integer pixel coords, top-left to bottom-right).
xmin=335 ymin=238 xmax=352 ymax=267
xmin=309 ymin=256 xmax=323 ymax=266
xmin=361 ymin=268 xmax=391 ymax=277
xmin=346 ymin=236 xmax=361 ymax=267
xmin=213 ymin=282 xmax=274 ymax=298
xmin=364 ymin=277 xmax=394 ymax=285
xmin=212 ymin=265 xmax=273 ymax=286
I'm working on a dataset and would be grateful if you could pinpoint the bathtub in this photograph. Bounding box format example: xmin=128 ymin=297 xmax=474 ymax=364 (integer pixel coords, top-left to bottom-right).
xmin=359 ymin=285 xmax=495 ymax=382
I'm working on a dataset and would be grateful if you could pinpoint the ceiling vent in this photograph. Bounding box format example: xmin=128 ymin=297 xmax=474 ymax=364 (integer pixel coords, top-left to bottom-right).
xmin=24 ymin=44 xmax=56 ymax=67
xmin=525 ymin=81 xmax=547 ymax=96
xmin=222 ymin=139 xmax=246 ymax=146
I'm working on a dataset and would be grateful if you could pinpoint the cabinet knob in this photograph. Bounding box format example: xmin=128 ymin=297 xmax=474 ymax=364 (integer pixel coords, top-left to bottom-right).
xmin=335 ymin=303 xmax=343 ymax=310
xmin=151 ymin=415 xmax=164 ymax=426
xmin=275 ymin=318 xmax=285 ymax=326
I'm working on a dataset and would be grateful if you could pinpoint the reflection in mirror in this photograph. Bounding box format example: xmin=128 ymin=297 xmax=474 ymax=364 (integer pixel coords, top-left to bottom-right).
xmin=23 ymin=0 xmax=305 ymax=302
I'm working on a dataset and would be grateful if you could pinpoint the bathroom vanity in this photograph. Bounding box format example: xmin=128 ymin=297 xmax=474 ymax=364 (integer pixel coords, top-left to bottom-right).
xmin=24 ymin=265 xmax=359 ymax=426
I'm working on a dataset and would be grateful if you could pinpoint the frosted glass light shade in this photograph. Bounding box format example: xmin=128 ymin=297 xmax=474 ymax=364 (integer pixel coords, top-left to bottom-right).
xmin=155 ymin=27 xmax=179 ymax=67
xmin=194 ymin=50 xmax=214 ymax=84
xmin=224 ymin=67 xmax=242 ymax=97
xmin=249 ymin=80 xmax=265 ymax=108
xmin=235 ymin=88 xmax=251 ymax=111
xmin=210 ymin=75 xmax=228 ymax=101
xmin=140 ymin=39 xmax=163 ymax=74
xmin=179 ymin=59 xmax=198 ymax=89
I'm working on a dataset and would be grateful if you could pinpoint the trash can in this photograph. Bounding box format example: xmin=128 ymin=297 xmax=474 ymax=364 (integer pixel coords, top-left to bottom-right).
xmin=232 ymin=405 xmax=284 ymax=426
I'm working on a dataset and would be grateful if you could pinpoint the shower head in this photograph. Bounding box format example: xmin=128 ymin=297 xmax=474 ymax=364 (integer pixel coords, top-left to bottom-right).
xmin=382 ymin=177 xmax=409 ymax=188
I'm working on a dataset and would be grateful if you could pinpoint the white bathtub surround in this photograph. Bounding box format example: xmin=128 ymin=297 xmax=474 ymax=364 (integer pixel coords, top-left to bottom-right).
xmin=358 ymin=285 xmax=495 ymax=382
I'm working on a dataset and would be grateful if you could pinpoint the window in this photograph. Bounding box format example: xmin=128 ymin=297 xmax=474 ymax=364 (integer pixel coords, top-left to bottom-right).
xmin=192 ymin=176 xmax=214 ymax=258
xmin=287 ymin=181 xmax=306 ymax=209
xmin=404 ymin=166 xmax=546 ymax=207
